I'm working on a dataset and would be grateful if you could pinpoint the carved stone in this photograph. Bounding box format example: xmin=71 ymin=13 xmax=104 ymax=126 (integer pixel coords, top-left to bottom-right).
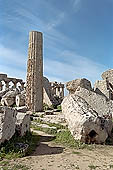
xmin=26 ymin=31 xmax=43 ymax=112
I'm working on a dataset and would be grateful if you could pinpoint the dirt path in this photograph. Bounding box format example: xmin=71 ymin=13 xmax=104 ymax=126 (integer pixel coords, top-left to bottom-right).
xmin=12 ymin=130 xmax=113 ymax=170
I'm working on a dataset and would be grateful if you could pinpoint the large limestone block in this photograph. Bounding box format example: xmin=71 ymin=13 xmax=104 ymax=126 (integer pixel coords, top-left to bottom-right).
xmin=0 ymin=107 xmax=17 ymax=145
xmin=61 ymin=94 xmax=111 ymax=144
xmin=94 ymin=80 xmax=110 ymax=99
xmin=66 ymin=78 xmax=92 ymax=94
xmin=75 ymin=87 xmax=113 ymax=119
xmin=1 ymin=90 xmax=19 ymax=106
xmin=102 ymin=69 xmax=113 ymax=84
xmin=16 ymin=112 xmax=30 ymax=136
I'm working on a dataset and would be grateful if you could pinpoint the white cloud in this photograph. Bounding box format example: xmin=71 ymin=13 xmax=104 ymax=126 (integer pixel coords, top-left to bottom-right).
xmin=0 ymin=44 xmax=26 ymax=66
xmin=44 ymin=50 xmax=108 ymax=85
xmin=71 ymin=0 xmax=81 ymax=12
xmin=0 ymin=44 xmax=26 ymax=80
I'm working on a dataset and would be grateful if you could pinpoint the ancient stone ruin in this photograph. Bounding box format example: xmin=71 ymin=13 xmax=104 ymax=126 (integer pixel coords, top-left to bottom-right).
xmin=26 ymin=31 xmax=43 ymax=112
xmin=62 ymin=70 xmax=113 ymax=144
xmin=0 ymin=30 xmax=65 ymax=146
xmin=0 ymin=29 xmax=113 ymax=146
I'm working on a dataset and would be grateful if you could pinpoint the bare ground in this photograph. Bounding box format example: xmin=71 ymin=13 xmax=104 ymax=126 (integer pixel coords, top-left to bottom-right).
xmin=9 ymin=130 xmax=113 ymax=170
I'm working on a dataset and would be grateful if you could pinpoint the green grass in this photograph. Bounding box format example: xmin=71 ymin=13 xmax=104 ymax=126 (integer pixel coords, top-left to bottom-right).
xmin=0 ymin=131 xmax=40 ymax=159
xmin=31 ymin=125 xmax=57 ymax=135
xmin=54 ymin=130 xmax=95 ymax=150
xmin=88 ymin=165 xmax=99 ymax=169
xmin=0 ymin=163 xmax=29 ymax=170
xmin=31 ymin=119 xmax=66 ymax=135
xmin=72 ymin=151 xmax=81 ymax=155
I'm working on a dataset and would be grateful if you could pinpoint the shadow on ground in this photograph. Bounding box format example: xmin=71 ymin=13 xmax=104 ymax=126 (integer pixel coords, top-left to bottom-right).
xmin=31 ymin=134 xmax=64 ymax=156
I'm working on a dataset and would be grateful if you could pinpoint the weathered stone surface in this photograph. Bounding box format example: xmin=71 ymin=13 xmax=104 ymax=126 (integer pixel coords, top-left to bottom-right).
xmin=94 ymin=80 xmax=110 ymax=99
xmin=66 ymin=78 xmax=92 ymax=94
xmin=61 ymin=94 xmax=112 ymax=144
xmin=26 ymin=31 xmax=43 ymax=112
xmin=0 ymin=107 xmax=17 ymax=145
xmin=16 ymin=112 xmax=30 ymax=136
xmin=1 ymin=89 xmax=19 ymax=106
xmin=16 ymin=106 xmax=27 ymax=113
xmin=16 ymin=93 xmax=25 ymax=107
xmin=75 ymin=87 xmax=113 ymax=119
xmin=102 ymin=69 xmax=113 ymax=84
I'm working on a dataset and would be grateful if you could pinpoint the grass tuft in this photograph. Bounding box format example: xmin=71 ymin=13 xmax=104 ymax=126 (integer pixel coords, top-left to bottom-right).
xmin=0 ymin=131 xmax=40 ymax=159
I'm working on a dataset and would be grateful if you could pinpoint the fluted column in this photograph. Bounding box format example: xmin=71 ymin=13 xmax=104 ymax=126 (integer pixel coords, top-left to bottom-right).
xmin=26 ymin=31 xmax=43 ymax=112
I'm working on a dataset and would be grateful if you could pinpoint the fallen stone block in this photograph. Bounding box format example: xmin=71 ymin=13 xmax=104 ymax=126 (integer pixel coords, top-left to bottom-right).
xmin=16 ymin=112 xmax=30 ymax=136
xmin=75 ymin=87 xmax=113 ymax=119
xmin=62 ymin=94 xmax=112 ymax=144
xmin=1 ymin=89 xmax=19 ymax=106
xmin=0 ymin=106 xmax=17 ymax=145
xmin=66 ymin=78 xmax=92 ymax=94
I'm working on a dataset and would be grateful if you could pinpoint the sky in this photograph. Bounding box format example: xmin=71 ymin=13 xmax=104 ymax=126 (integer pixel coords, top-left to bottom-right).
xmin=0 ymin=0 xmax=113 ymax=87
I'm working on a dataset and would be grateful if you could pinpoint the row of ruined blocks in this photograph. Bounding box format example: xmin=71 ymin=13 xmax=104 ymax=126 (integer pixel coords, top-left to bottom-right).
xmin=0 ymin=75 xmax=65 ymax=108
xmin=0 ymin=73 xmax=25 ymax=91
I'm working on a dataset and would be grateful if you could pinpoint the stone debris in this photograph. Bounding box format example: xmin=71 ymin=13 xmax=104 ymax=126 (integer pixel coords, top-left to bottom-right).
xmin=16 ymin=93 xmax=25 ymax=107
xmin=102 ymin=69 xmax=113 ymax=84
xmin=62 ymin=94 xmax=112 ymax=144
xmin=43 ymin=77 xmax=64 ymax=107
xmin=16 ymin=106 xmax=27 ymax=113
xmin=94 ymin=80 xmax=110 ymax=99
xmin=1 ymin=89 xmax=19 ymax=106
xmin=0 ymin=106 xmax=17 ymax=145
xmin=66 ymin=78 xmax=92 ymax=94
xmin=75 ymin=87 xmax=113 ymax=118
xmin=16 ymin=112 xmax=30 ymax=136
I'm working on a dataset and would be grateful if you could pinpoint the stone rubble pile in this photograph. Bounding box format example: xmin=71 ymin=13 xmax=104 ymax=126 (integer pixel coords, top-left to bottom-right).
xmin=62 ymin=70 xmax=113 ymax=144
xmin=0 ymin=106 xmax=30 ymax=145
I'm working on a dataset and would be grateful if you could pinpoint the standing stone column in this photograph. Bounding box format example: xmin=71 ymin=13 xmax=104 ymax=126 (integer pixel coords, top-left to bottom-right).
xmin=26 ymin=31 xmax=43 ymax=112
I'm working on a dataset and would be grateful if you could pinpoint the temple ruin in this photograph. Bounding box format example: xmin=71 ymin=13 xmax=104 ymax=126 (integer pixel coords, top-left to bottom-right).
xmin=0 ymin=73 xmax=25 ymax=91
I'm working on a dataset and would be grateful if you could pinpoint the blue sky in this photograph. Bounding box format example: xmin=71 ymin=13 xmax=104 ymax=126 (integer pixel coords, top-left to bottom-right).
xmin=0 ymin=0 xmax=113 ymax=86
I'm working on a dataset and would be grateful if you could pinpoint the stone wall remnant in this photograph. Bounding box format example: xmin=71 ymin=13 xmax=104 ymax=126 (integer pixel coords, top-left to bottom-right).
xmin=26 ymin=31 xmax=43 ymax=112
xmin=0 ymin=73 xmax=25 ymax=91
xmin=43 ymin=77 xmax=64 ymax=107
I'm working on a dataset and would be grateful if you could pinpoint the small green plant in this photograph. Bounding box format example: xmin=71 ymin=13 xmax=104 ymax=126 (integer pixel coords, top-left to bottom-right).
xmin=88 ymin=165 xmax=98 ymax=169
xmin=57 ymin=105 xmax=62 ymax=111
xmin=43 ymin=103 xmax=49 ymax=111
xmin=31 ymin=125 xmax=57 ymax=135
xmin=54 ymin=130 xmax=95 ymax=150
xmin=72 ymin=151 xmax=81 ymax=155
